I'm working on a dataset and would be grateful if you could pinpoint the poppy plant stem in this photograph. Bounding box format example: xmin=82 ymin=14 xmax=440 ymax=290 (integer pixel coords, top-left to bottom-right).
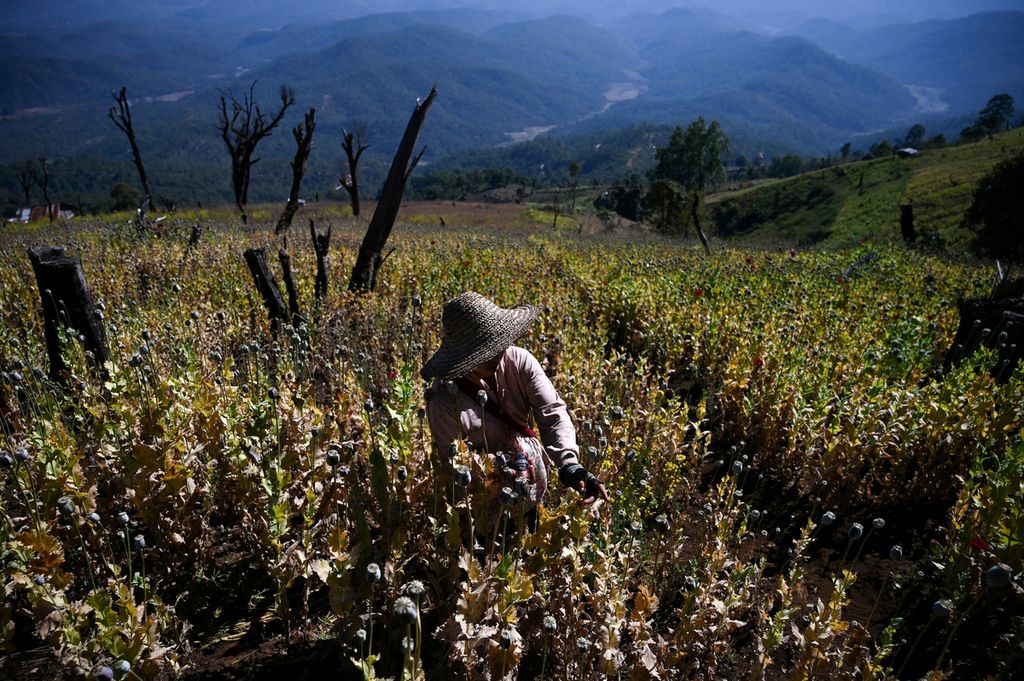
xmin=935 ymin=589 xmax=982 ymax=671
xmin=896 ymin=615 xmax=933 ymax=678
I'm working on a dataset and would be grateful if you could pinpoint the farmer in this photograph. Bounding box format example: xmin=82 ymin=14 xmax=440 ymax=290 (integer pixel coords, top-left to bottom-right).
xmin=421 ymin=291 xmax=608 ymax=507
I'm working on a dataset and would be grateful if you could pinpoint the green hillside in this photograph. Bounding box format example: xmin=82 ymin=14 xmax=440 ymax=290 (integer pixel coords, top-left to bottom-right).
xmin=708 ymin=128 xmax=1024 ymax=250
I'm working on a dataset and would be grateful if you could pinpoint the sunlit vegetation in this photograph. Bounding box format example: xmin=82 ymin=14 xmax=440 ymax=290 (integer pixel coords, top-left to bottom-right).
xmin=0 ymin=215 xmax=1021 ymax=679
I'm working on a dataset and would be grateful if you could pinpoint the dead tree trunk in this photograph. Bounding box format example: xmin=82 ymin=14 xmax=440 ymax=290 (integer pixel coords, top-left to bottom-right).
xmin=349 ymin=87 xmax=437 ymax=292
xmin=187 ymin=222 xmax=204 ymax=251
xmin=310 ymin=219 xmax=331 ymax=302
xmin=35 ymin=158 xmax=54 ymax=224
xmin=278 ymin=249 xmax=302 ymax=326
xmin=108 ymin=87 xmax=154 ymax=217
xmin=275 ymin=108 xmax=316 ymax=235
xmin=900 ymin=202 xmax=916 ymax=244
xmin=690 ymin=193 xmax=711 ymax=255
xmin=27 ymin=246 xmax=110 ymax=381
xmin=17 ymin=161 xmax=33 ymax=209
xmin=218 ymin=82 xmax=295 ymax=225
xmin=339 ymin=129 xmax=369 ymax=217
xmin=243 ymin=248 xmax=289 ymax=332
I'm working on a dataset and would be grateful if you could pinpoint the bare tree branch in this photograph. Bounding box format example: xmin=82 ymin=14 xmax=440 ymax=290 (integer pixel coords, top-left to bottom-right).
xmin=339 ymin=127 xmax=369 ymax=216
xmin=108 ymin=86 xmax=154 ymax=218
xmin=216 ymin=81 xmax=295 ymax=225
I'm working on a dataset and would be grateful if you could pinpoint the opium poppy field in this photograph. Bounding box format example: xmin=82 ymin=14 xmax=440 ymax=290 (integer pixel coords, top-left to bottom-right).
xmin=1 ymin=214 xmax=1021 ymax=680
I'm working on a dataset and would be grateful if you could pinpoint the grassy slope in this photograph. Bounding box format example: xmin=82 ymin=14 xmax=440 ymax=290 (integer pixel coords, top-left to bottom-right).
xmin=708 ymin=128 xmax=1024 ymax=251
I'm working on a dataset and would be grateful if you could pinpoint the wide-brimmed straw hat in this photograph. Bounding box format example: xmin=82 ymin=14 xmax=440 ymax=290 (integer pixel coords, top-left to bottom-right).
xmin=421 ymin=291 xmax=538 ymax=381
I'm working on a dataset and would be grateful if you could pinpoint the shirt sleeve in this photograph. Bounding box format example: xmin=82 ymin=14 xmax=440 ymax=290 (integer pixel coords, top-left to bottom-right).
xmin=426 ymin=381 xmax=461 ymax=452
xmin=516 ymin=349 xmax=580 ymax=468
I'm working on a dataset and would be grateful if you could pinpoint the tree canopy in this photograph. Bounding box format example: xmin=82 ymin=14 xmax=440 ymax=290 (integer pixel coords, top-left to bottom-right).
xmin=976 ymin=93 xmax=1015 ymax=133
xmin=964 ymin=151 xmax=1024 ymax=264
xmin=650 ymin=117 xmax=728 ymax=194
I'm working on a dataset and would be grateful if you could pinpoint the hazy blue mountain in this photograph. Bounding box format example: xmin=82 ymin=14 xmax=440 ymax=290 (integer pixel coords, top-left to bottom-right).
xmin=789 ymin=11 xmax=1024 ymax=113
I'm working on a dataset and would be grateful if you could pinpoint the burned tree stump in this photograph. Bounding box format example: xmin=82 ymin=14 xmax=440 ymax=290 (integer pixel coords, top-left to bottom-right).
xmin=310 ymin=219 xmax=331 ymax=302
xmin=943 ymin=277 xmax=1024 ymax=383
xmin=27 ymin=246 xmax=110 ymax=380
xmin=900 ymin=202 xmax=916 ymax=244
xmin=349 ymin=87 xmax=436 ymax=292
xmin=278 ymin=249 xmax=303 ymax=326
xmin=243 ymin=248 xmax=289 ymax=332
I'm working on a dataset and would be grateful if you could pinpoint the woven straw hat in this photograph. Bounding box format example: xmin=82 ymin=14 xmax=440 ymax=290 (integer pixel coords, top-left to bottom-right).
xmin=421 ymin=291 xmax=539 ymax=381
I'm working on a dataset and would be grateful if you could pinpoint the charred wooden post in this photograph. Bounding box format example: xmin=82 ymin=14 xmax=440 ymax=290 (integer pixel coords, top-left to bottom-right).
xmin=27 ymin=246 xmax=110 ymax=381
xmin=243 ymin=248 xmax=289 ymax=332
xmin=275 ymin=108 xmax=316 ymax=235
xmin=278 ymin=249 xmax=303 ymax=326
xmin=310 ymin=219 xmax=331 ymax=302
xmin=339 ymin=128 xmax=369 ymax=217
xmin=943 ymin=277 xmax=1024 ymax=383
xmin=108 ymin=87 xmax=154 ymax=217
xmin=349 ymin=87 xmax=437 ymax=292
xmin=900 ymin=202 xmax=916 ymax=244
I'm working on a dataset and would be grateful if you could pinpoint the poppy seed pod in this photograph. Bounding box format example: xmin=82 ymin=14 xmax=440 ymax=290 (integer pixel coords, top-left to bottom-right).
xmin=114 ymin=660 xmax=131 ymax=675
xmin=404 ymin=580 xmax=426 ymax=598
xmin=629 ymin=520 xmax=643 ymax=537
xmin=57 ymin=496 xmax=75 ymax=516
xmin=873 ymin=518 xmax=885 ymax=530
xmin=731 ymin=461 xmax=743 ymax=475
xmin=499 ymin=487 xmax=518 ymax=506
xmin=499 ymin=629 xmax=513 ymax=649
xmin=15 ymin=448 xmax=29 ymax=462
xmin=653 ymin=515 xmax=670 ymax=534
xmin=890 ymin=545 xmax=903 ymax=561
xmin=750 ymin=510 xmax=761 ymax=522
xmin=932 ymin=599 xmax=953 ymax=618
xmin=609 ymin=405 xmax=624 ymax=420
xmin=397 ymin=465 xmax=408 ymax=482
xmin=820 ymin=511 xmax=836 ymax=526
xmin=683 ymin=575 xmax=698 ymax=592
xmin=445 ymin=381 xmax=458 ymax=396
xmin=0 ymin=453 xmax=13 ymax=469
xmin=401 ymin=636 xmax=416 ymax=656
xmin=132 ymin=534 xmax=146 ymax=550
xmin=95 ymin=666 xmax=114 ymax=681
xmin=513 ymin=477 xmax=530 ymax=497
xmin=326 ymin=450 xmax=341 ymax=467
xmin=392 ymin=596 xmax=418 ymax=625
xmin=117 ymin=512 xmax=130 ymax=527
xmin=575 ymin=637 xmax=590 ymax=654
xmin=543 ymin=615 xmax=557 ymax=632
xmin=477 ymin=390 xmax=488 ymax=406
xmin=455 ymin=466 xmax=472 ymax=488
xmin=848 ymin=523 xmax=864 ymax=540
xmin=354 ymin=628 xmax=367 ymax=645
xmin=366 ymin=562 xmax=382 ymax=583
xmin=986 ymin=563 xmax=1013 ymax=589
xmin=448 ymin=443 xmax=458 ymax=458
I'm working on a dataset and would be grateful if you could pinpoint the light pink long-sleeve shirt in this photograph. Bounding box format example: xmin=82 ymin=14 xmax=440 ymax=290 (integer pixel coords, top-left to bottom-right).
xmin=426 ymin=346 xmax=580 ymax=468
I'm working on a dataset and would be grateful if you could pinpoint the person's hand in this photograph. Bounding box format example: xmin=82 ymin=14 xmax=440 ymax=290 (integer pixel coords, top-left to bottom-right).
xmin=559 ymin=463 xmax=609 ymax=506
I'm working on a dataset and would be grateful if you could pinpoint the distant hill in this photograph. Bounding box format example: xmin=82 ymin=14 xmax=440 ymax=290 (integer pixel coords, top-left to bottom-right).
xmin=789 ymin=11 xmax=1024 ymax=114
xmin=707 ymin=127 xmax=1024 ymax=250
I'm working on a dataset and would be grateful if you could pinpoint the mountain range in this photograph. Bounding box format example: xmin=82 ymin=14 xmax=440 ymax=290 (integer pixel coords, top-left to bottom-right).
xmin=0 ymin=4 xmax=1021 ymax=210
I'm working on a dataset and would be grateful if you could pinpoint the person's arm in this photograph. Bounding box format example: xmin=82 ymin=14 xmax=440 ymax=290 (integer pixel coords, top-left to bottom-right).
xmin=425 ymin=382 xmax=462 ymax=453
xmin=516 ymin=349 xmax=608 ymax=504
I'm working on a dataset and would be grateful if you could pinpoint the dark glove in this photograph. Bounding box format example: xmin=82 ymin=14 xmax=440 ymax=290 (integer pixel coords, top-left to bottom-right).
xmin=559 ymin=463 xmax=601 ymax=498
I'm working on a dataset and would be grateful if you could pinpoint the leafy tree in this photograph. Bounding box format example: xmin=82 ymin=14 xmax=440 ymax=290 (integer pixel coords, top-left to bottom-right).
xmin=964 ymin=151 xmax=1024 ymax=264
xmin=903 ymin=123 xmax=926 ymax=148
xmin=959 ymin=125 xmax=988 ymax=144
xmin=840 ymin=142 xmax=851 ymax=158
xmin=869 ymin=140 xmax=893 ymax=157
xmin=595 ymin=174 xmax=644 ymax=221
xmin=110 ymin=182 xmax=141 ymax=211
xmin=641 ymin=179 xmax=687 ymax=233
xmin=648 ymin=117 xmax=728 ymax=252
xmin=767 ymin=154 xmax=804 ymax=178
xmin=976 ymin=93 xmax=1015 ymax=133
